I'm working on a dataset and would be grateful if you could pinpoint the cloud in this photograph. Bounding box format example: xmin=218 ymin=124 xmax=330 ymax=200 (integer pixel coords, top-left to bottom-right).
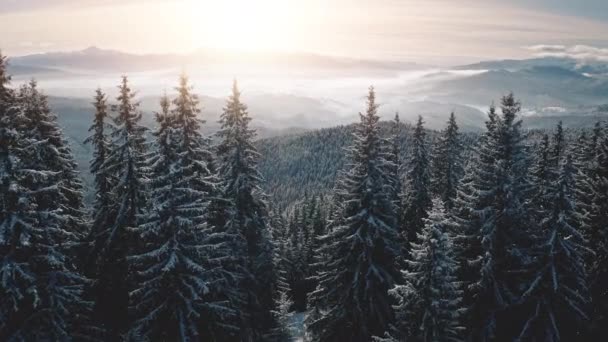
xmin=527 ymin=44 xmax=566 ymax=53
xmin=528 ymin=44 xmax=608 ymax=62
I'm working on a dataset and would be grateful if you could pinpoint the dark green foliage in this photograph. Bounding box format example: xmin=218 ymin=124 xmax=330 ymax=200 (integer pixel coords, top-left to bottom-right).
xmin=307 ymin=87 xmax=402 ymax=342
xmin=91 ymin=76 xmax=148 ymax=339
xmin=452 ymin=94 xmax=535 ymax=341
xmin=431 ymin=112 xmax=464 ymax=209
xmin=216 ymin=80 xmax=278 ymax=340
xmin=519 ymin=154 xmax=590 ymax=341
xmin=384 ymin=199 xmax=464 ymax=342
xmin=402 ymin=116 xmax=432 ymax=244
xmin=0 ymin=55 xmax=94 ymax=340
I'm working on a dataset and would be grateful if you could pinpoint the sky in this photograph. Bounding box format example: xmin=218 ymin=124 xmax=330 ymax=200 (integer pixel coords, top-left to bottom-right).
xmin=2 ymin=0 xmax=608 ymax=64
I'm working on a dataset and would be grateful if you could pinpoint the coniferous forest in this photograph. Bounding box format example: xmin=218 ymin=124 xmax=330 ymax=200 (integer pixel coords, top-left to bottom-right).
xmin=3 ymin=49 xmax=608 ymax=342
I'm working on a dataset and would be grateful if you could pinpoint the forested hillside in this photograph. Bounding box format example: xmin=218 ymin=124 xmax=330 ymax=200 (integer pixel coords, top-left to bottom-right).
xmin=3 ymin=50 xmax=608 ymax=342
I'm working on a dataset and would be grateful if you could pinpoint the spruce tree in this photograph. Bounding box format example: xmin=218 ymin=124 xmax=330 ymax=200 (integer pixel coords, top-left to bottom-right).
xmin=17 ymin=80 xmax=88 ymax=239
xmin=383 ymin=199 xmax=464 ymax=342
xmin=128 ymin=84 xmax=236 ymax=340
xmin=306 ymin=87 xmax=402 ymax=342
xmin=92 ymin=76 xmax=148 ymax=338
xmin=530 ymin=134 xmax=553 ymax=215
xmin=550 ymin=121 xmax=565 ymax=166
xmin=519 ymin=154 xmax=590 ymax=341
xmin=387 ymin=113 xmax=403 ymax=211
xmin=216 ymin=79 xmax=277 ymax=340
xmin=451 ymin=94 xmax=534 ymax=341
xmin=431 ymin=112 xmax=463 ymax=209
xmin=402 ymin=115 xmax=432 ymax=243
xmin=84 ymin=88 xmax=115 ymax=273
xmin=571 ymin=129 xmax=598 ymax=279
xmin=588 ymin=121 xmax=608 ymax=339
xmin=270 ymin=211 xmax=296 ymax=342
xmin=0 ymin=58 xmax=92 ymax=339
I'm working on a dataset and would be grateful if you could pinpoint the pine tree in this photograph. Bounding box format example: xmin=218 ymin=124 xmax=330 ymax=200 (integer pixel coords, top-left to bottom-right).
xmin=306 ymin=87 xmax=402 ymax=342
xmin=216 ymin=79 xmax=277 ymax=340
xmin=383 ymin=199 xmax=464 ymax=342
xmin=518 ymin=154 xmax=590 ymax=341
xmin=387 ymin=113 xmax=403 ymax=211
xmin=530 ymin=134 xmax=552 ymax=215
xmin=402 ymin=115 xmax=432 ymax=243
xmin=431 ymin=112 xmax=463 ymax=209
xmin=0 ymin=57 xmax=92 ymax=339
xmin=270 ymin=211 xmax=296 ymax=342
xmin=84 ymin=88 xmax=115 ymax=274
xmin=92 ymin=76 xmax=148 ymax=338
xmin=588 ymin=121 xmax=608 ymax=339
xmin=571 ymin=129 xmax=598 ymax=278
xmin=128 ymin=83 xmax=236 ymax=340
xmin=551 ymin=121 xmax=565 ymax=167
xmin=17 ymin=80 xmax=88 ymax=239
xmin=451 ymin=94 xmax=534 ymax=341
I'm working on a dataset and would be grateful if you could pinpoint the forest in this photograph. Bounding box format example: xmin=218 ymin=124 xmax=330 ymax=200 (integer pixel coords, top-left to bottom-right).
xmin=1 ymin=49 xmax=608 ymax=342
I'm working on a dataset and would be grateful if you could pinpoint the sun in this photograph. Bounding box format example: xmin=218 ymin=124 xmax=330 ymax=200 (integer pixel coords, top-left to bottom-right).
xmin=185 ymin=0 xmax=299 ymax=53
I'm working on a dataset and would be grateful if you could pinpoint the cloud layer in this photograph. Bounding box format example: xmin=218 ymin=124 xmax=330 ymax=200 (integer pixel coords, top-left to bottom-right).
xmin=529 ymin=44 xmax=608 ymax=62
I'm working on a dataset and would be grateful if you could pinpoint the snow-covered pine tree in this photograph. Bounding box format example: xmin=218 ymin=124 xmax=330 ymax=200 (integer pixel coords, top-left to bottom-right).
xmin=303 ymin=196 xmax=327 ymax=312
xmin=17 ymin=80 xmax=88 ymax=240
xmin=306 ymin=87 xmax=402 ymax=342
xmin=283 ymin=204 xmax=307 ymax=312
xmin=551 ymin=121 xmax=565 ymax=167
xmin=128 ymin=80 xmax=237 ymax=340
xmin=402 ymin=115 xmax=432 ymax=244
xmin=451 ymin=94 xmax=534 ymax=341
xmin=531 ymin=121 xmax=565 ymax=217
xmin=83 ymin=88 xmax=115 ymax=274
xmin=570 ymin=129 xmax=599 ymax=280
xmin=387 ymin=113 xmax=403 ymax=212
xmin=269 ymin=207 xmax=296 ymax=342
xmin=0 ymin=57 xmax=93 ymax=339
xmin=216 ymin=79 xmax=278 ymax=340
xmin=530 ymin=134 xmax=552 ymax=215
xmin=382 ymin=199 xmax=464 ymax=342
xmin=518 ymin=154 xmax=590 ymax=341
xmin=92 ymin=76 xmax=148 ymax=339
xmin=591 ymin=121 xmax=602 ymax=158
xmin=588 ymin=121 xmax=608 ymax=339
xmin=181 ymin=75 xmax=245 ymax=340
xmin=431 ymin=112 xmax=463 ymax=209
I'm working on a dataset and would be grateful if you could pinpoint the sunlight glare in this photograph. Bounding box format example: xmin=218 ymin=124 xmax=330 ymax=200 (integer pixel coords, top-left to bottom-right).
xmin=187 ymin=0 xmax=301 ymax=53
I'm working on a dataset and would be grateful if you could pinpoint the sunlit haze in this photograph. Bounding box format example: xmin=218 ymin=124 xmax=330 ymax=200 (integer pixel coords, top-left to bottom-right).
xmin=2 ymin=0 xmax=608 ymax=64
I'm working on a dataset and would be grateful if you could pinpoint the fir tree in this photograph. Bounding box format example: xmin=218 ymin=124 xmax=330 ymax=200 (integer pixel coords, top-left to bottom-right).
xmin=402 ymin=115 xmax=432 ymax=243
xmin=588 ymin=121 xmax=608 ymax=339
xmin=571 ymin=129 xmax=598 ymax=278
xmin=519 ymin=154 xmax=590 ymax=341
xmin=17 ymin=80 xmax=88 ymax=239
xmin=383 ymin=199 xmax=464 ymax=342
xmin=551 ymin=121 xmax=565 ymax=167
xmin=306 ymin=87 xmax=402 ymax=342
xmin=452 ymin=94 xmax=534 ymax=341
xmin=431 ymin=112 xmax=463 ymax=209
xmin=92 ymin=76 xmax=148 ymax=339
xmin=216 ymin=79 xmax=277 ymax=340
xmin=84 ymin=88 xmax=115 ymax=274
xmin=387 ymin=113 xmax=403 ymax=211
xmin=128 ymin=85 xmax=236 ymax=340
xmin=0 ymin=58 xmax=92 ymax=339
xmin=530 ymin=134 xmax=552 ymax=215
xmin=270 ymin=213 xmax=296 ymax=342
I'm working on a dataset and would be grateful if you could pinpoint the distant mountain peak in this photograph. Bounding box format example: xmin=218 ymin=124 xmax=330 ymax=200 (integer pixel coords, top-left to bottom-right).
xmin=82 ymin=46 xmax=102 ymax=53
